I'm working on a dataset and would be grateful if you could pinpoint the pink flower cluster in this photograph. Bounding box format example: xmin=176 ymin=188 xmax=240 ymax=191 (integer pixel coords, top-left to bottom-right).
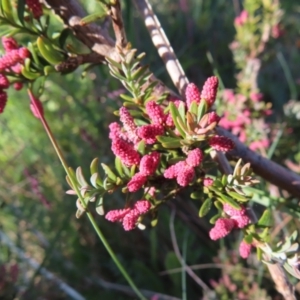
xmin=26 ymin=0 xmax=43 ymax=19
xmin=127 ymin=152 xmax=160 ymax=192
xmin=105 ymin=200 xmax=151 ymax=231
xmin=239 ymin=240 xmax=253 ymax=259
xmin=234 ymin=10 xmax=248 ymax=26
xmin=208 ymin=135 xmax=235 ymax=152
xmin=209 ymin=203 xmax=250 ymax=240
xmin=110 ymin=106 xmax=166 ymax=166
xmin=185 ymin=76 xmax=218 ymax=108
xmin=219 ymin=89 xmax=271 ymax=151
xmin=164 ymin=148 xmax=203 ymax=186
xmin=0 ymin=37 xmax=29 ymax=112
xmin=0 ymin=37 xmax=30 ymax=73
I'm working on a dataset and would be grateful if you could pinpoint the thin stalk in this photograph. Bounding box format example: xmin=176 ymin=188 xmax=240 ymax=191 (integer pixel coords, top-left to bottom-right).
xmin=29 ymin=92 xmax=147 ymax=300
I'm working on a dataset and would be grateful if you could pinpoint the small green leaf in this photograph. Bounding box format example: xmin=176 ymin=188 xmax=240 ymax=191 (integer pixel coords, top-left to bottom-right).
xmin=190 ymin=191 xmax=202 ymax=199
xmin=221 ymin=174 xmax=227 ymax=186
xmin=189 ymin=101 xmax=198 ymax=115
xmin=90 ymin=173 xmax=102 ymax=188
xmin=214 ymin=200 xmax=223 ymax=210
xmin=130 ymin=165 xmax=137 ymax=177
xmin=197 ymin=100 xmax=208 ymax=122
xmin=80 ymin=11 xmax=107 ymax=25
xmin=76 ymin=208 xmax=85 ymax=219
xmin=177 ymin=102 xmax=186 ymax=122
xmin=226 ymin=190 xmax=249 ymax=202
xmin=101 ymin=163 xmax=117 ymax=182
xmin=217 ymin=193 xmax=240 ymax=209
xmin=95 ymin=196 xmax=104 ymax=215
xmin=58 ymin=28 xmax=72 ymax=49
xmin=106 ymin=57 xmax=122 ymax=69
xmin=169 ymin=102 xmax=186 ymax=137
xmin=136 ymin=140 xmax=146 ymax=154
xmin=115 ymin=156 xmax=124 ymax=177
xmin=199 ymin=198 xmax=212 ymax=217
xmin=258 ymin=209 xmax=273 ymax=227
xmin=131 ymin=65 xmax=148 ymax=80
xmin=244 ymin=234 xmax=253 ymax=244
xmin=90 ymin=158 xmax=99 ymax=175
xmin=209 ymin=214 xmax=220 ymax=224
xmin=120 ymin=94 xmax=134 ymax=102
xmin=76 ymin=167 xmax=89 ymax=187
xmin=1 ymin=0 xmax=14 ymax=21
xmin=17 ymin=0 xmax=25 ymax=24
xmin=256 ymin=247 xmax=262 ymax=261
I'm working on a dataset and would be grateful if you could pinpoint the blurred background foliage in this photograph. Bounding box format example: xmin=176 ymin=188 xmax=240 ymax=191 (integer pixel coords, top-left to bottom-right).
xmin=1 ymin=0 xmax=300 ymax=299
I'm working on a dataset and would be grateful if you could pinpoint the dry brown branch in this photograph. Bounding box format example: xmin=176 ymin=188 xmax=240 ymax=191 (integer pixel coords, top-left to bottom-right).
xmin=133 ymin=0 xmax=189 ymax=97
xmin=109 ymin=0 xmax=128 ymax=48
xmin=217 ymin=127 xmax=300 ymax=197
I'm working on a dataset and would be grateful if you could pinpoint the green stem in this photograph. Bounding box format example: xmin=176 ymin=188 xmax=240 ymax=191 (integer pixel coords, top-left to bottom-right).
xmin=30 ymin=94 xmax=147 ymax=300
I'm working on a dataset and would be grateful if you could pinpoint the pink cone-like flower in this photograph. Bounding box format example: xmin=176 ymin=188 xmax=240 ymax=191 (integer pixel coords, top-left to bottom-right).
xmin=2 ymin=37 xmax=18 ymax=52
xmin=106 ymin=200 xmax=151 ymax=231
xmin=0 ymin=74 xmax=9 ymax=89
xmin=250 ymin=92 xmax=263 ymax=102
xmin=119 ymin=107 xmax=138 ymax=143
xmin=185 ymin=83 xmax=200 ymax=108
xmin=146 ymin=101 xmax=166 ymax=125
xmin=134 ymin=200 xmax=151 ymax=214
xmin=176 ymin=166 xmax=195 ymax=187
xmin=105 ymin=208 xmax=131 ymax=222
xmin=28 ymin=90 xmax=44 ymax=119
xmin=137 ymin=124 xmax=164 ymax=144
xmin=223 ymin=203 xmax=246 ymax=217
xmin=26 ymin=0 xmax=43 ymax=19
xmin=232 ymin=215 xmax=250 ymax=229
xmin=234 ymin=10 xmax=249 ymax=26
xmin=209 ymin=218 xmax=235 ymax=240
xmin=127 ymin=172 xmax=147 ymax=192
xmin=109 ymin=122 xmax=122 ymax=140
xmin=0 ymin=91 xmax=8 ymax=113
xmin=10 ymin=63 xmax=22 ymax=74
xmin=239 ymin=240 xmax=252 ymax=259
xmin=13 ymin=82 xmax=23 ymax=91
xmin=201 ymin=76 xmax=218 ymax=107
xmin=203 ymin=177 xmax=214 ymax=187
xmin=223 ymin=203 xmax=250 ymax=228
xmin=209 ymin=135 xmax=235 ymax=152
xmin=146 ymin=186 xmax=156 ymax=197
xmin=0 ymin=50 xmax=22 ymax=70
xmin=207 ymin=111 xmax=221 ymax=125
xmin=164 ymin=161 xmax=186 ymax=179
xmin=18 ymin=47 xmax=30 ymax=59
xmin=186 ymin=148 xmax=203 ymax=167
xmin=122 ymin=210 xmax=140 ymax=231
xmin=139 ymin=152 xmax=160 ymax=176
xmin=111 ymin=137 xmax=140 ymax=166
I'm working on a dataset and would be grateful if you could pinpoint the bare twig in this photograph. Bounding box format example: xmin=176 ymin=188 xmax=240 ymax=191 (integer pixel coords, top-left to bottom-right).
xmin=169 ymin=208 xmax=212 ymax=294
xmin=42 ymin=0 xmax=119 ymax=60
xmin=218 ymin=127 xmax=300 ymax=197
xmin=109 ymin=0 xmax=128 ymax=48
xmin=133 ymin=0 xmax=189 ymax=96
xmin=0 ymin=231 xmax=85 ymax=300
